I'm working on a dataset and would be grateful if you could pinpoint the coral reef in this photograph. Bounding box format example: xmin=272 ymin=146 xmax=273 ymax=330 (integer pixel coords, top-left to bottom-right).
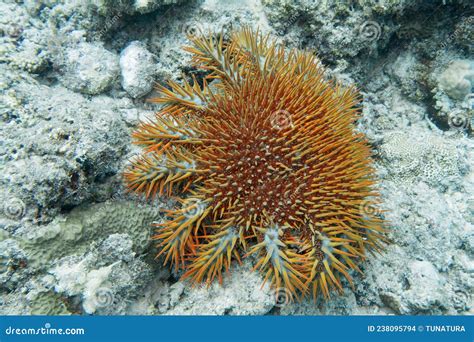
xmin=379 ymin=131 xmax=466 ymax=187
xmin=0 ymin=0 xmax=472 ymax=315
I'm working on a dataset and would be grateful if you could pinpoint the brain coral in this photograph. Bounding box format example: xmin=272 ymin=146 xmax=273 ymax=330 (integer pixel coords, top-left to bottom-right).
xmin=124 ymin=28 xmax=385 ymax=301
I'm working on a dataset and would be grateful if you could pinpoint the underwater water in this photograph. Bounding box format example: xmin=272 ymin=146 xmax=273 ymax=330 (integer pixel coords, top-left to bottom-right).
xmin=0 ymin=0 xmax=473 ymax=316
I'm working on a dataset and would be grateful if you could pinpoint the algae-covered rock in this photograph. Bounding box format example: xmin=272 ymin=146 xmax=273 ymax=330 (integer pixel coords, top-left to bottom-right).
xmin=30 ymin=291 xmax=71 ymax=315
xmin=439 ymin=60 xmax=474 ymax=101
xmin=58 ymin=42 xmax=120 ymax=95
xmin=120 ymin=41 xmax=158 ymax=98
xmin=20 ymin=200 xmax=161 ymax=270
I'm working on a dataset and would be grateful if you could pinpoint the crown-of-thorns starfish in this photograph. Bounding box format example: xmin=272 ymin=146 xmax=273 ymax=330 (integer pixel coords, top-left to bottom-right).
xmin=124 ymin=27 xmax=386 ymax=301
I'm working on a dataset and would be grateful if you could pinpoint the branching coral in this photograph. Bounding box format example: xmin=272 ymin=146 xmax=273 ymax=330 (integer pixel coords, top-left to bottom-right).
xmin=124 ymin=28 xmax=386 ymax=301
